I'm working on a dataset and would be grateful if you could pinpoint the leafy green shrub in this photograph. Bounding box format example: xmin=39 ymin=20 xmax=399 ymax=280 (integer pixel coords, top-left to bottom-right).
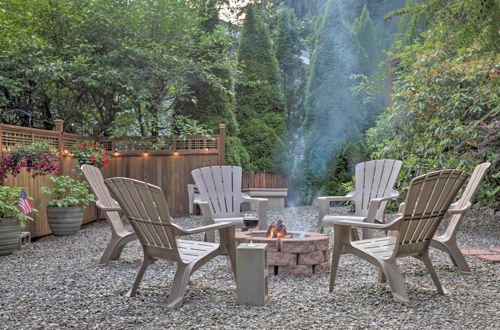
xmin=367 ymin=44 xmax=499 ymax=208
xmin=41 ymin=176 xmax=95 ymax=208
xmin=0 ymin=186 xmax=37 ymax=224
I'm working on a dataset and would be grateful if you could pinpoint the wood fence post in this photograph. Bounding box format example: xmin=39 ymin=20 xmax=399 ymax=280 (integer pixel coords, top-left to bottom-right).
xmin=218 ymin=124 xmax=225 ymax=165
xmin=54 ymin=119 xmax=64 ymax=172
xmin=0 ymin=123 xmax=3 ymax=156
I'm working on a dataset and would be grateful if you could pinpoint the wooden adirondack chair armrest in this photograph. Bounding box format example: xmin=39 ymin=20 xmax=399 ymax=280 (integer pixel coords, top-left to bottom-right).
xmin=448 ymin=201 xmax=472 ymax=214
xmin=318 ymin=193 xmax=354 ymax=204
xmin=398 ymin=203 xmax=405 ymax=214
xmin=172 ymin=222 xmax=234 ymax=236
xmin=193 ymin=196 xmax=204 ymax=204
xmin=333 ymin=217 xmax=401 ymax=231
xmin=318 ymin=193 xmax=355 ymax=219
xmin=96 ymin=200 xmax=121 ymax=212
xmin=366 ymin=195 xmax=400 ymax=222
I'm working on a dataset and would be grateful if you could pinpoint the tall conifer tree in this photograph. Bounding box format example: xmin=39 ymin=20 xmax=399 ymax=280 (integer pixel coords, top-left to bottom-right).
xmin=352 ymin=4 xmax=378 ymax=74
xmin=236 ymin=5 xmax=286 ymax=172
xmin=274 ymin=7 xmax=306 ymax=173
xmin=300 ymin=0 xmax=364 ymax=202
xmin=174 ymin=1 xmax=248 ymax=166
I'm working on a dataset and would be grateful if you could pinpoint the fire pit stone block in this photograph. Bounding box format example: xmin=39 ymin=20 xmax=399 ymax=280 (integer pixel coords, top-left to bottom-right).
xmin=268 ymin=252 xmax=297 ymax=266
xmin=234 ymin=231 xmax=330 ymax=276
xmin=298 ymin=250 xmax=325 ymax=265
xmin=314 ymin=262 xmax=331 ymax=274
xmin=324 ymin=249 xmax=331 ymax=262
xmin=315 ymin=238 xmax=330 ymax=251
xmin=278 ymin=265 xmax=313 ymax=276
xmin=280 ymin=240 xmax=316 ymax=254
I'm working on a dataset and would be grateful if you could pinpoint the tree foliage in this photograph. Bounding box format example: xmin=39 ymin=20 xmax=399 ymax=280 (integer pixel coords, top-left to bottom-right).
xmin=274 ymin=7 xmax=307 ymax=174
xmin=368 ymin=2 xmax=499 ymax=207
xmin=235 ymin=5 xmax=286 ymax=172
xmin=0 ymin=0 xmax=234 ymax=136
xmin=300 ymin=0 xmax=365 ymax=202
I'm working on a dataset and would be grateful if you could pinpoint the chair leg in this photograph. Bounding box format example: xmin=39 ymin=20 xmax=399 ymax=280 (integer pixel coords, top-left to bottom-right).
xmin=350 ymin=228 xmax=360 ymax=241
xmin=99 ymin=233 xmax=136 ymax=265
xmin=225 ymin=228 xmax=237 ymax=278
xmin=329 ymin=227 xmax=344 ymax=292
xmin=168 ymin=263 xmax=194 ymax=308
xmin=127 ymin=255 xmax=152 ymax=297
xmin=99 ymin=238 xmax=119 ymax=265
xmin=433 ymin=239 xmax=471 ymax=273
xmin=204 ymin=230 xmax=216 ymax=243
xmin=378 ymin=269 xmax=387 ymax=283
xmin=381 ymin=260 xmax=409 ymax=303
xmin=420 ymin=252 xmax=447 ymax=295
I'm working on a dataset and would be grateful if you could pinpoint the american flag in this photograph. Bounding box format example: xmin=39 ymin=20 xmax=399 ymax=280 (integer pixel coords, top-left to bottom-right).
xmin=18 ymin=189 xmax=33 ymax=214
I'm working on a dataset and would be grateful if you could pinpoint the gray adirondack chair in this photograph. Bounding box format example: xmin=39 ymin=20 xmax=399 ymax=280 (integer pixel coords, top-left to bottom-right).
xmin=318 ymin=159 xmax=402 ymax=238
xmin=104 ymin=177 xmax=237 ymax=308
xmin=431 ymin=162 xmax=491 ymax=273
xmin=81 ymin=165 xmax=137 ymax=265
xmin=329 ymin=169 xmax=469 ymax=303
xmin=192 ymin=166 xmax=268 ymax=242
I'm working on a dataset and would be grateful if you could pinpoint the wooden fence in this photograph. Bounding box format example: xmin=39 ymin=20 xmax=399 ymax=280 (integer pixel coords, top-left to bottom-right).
xmin=1 ymin=122 xmax=226 ymax=237
xmin=242 ymin=172 xmax=287 ymax=189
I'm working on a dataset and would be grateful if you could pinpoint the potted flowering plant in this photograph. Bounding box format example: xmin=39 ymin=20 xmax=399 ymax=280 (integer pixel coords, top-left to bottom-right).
xmin=41 ymin=175 xmax=95 ymax=236
xmin=71 ymin=141 xmax=111 ymax=168
xmin=0 ymin=142 xmax=60 ymax=178
xmin=0 ymin=186 xmax=37 ymax=256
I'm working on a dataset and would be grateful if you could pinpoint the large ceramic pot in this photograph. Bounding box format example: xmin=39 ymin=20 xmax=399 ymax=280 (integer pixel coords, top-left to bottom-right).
xmin=46 ymin=206 xmax=83 ymax=236
xmin=0 ymin=217 xmax=20 ymax=256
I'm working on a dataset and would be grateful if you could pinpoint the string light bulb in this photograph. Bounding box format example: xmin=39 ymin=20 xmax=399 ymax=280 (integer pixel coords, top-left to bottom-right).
xmin=173 ymin=152 xmax=179 ymax=156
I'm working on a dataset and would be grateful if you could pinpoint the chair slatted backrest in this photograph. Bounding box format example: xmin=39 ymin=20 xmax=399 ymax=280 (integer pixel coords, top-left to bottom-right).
xmin=81 ymin=165 xmax=125 ymax=233
xmin=105 ymin=177 xmax=179 ymax=255
xmin=395 ymin=170 xmax=469 ymax=255
xmin=353 ymin=160 xmax=403 ymax=217
xmin=191 ymin=166 xmax=243 ymax=218
xmin=444 ymin=162 xmax=491 ymax=237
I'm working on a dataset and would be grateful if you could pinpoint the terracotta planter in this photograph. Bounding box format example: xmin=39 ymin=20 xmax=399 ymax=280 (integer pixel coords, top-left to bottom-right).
xmin=46 ymin=206 xmax=83 ymax=236
xmin=0 ymin=217 xmax=20 ymax=256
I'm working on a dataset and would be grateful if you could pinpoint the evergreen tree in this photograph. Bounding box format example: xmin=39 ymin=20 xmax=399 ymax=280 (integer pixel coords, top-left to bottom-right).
xmin=300 ymin=0 xmax=364 ymax=202
xmin=174 ymin=1 xmax=249 ymax=166
xmin=235 ymin=5 xmax=286 ymax=172
xmin=352 ymin=4 xmax=378 ymax=74
xmin=274 ymin=7 xmax=306 ymax=174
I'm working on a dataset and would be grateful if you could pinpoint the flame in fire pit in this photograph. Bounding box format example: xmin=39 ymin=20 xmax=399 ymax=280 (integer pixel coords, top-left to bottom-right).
xmin=266 ymin=220 xmax=288 ymax=239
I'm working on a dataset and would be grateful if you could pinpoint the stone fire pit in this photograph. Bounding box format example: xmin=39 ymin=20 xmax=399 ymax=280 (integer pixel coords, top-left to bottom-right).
xmin=233 ymin=231 xmax=331 ymax=276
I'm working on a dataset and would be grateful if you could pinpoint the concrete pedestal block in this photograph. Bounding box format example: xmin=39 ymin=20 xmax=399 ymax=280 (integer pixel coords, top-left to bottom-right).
xmin=242 ymin=189 xmax=288 ymax=209
xmin=236 ymin=243 xmax=269 ymax=306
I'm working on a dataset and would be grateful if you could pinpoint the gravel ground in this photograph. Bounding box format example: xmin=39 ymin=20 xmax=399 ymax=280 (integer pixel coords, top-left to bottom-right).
xmin=1 ymin=206 xmax=498 ymax=329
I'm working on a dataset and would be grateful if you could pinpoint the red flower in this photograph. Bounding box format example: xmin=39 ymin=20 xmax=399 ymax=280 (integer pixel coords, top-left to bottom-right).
xmin=103 ymin=154 xmax=109 ymax=159
xmin=102 ymin=160 xmax=110 ymax=166
xmin=78 ymin=144 xmax=84 ymax=148
xmin=90 ymin=156 xmax=97 ymax=163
